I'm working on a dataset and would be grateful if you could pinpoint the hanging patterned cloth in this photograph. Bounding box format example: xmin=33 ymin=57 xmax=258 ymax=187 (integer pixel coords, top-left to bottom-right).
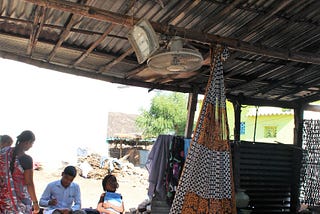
xmin=170 ymin=47 xmax=236 ymax=214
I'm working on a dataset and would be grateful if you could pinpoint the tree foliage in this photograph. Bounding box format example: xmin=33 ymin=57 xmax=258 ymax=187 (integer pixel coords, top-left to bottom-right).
xmin=136 ymin=92 xmax=188 ymax=138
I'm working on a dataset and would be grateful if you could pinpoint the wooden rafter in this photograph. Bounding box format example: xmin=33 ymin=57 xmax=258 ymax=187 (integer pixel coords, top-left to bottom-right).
xmin=0 ymin=49 xmax=193 ymax=93
xmin=74 ymin=0 xmax=134 ymax=68
xmin=74 ymin=23 xmax=116 ymax=66
xmin=250 ymin=65 xmax=312 ymax=96
xmin=48 ymin=14 xmax=82 ymax=61
xmin=227 ymin=94 xmax=298 ymax=109
xmin=23 ymin=0 xmax=320 ymax=65
xmin=27 ymin=6 xmax=46 ymax=55
xmin=276 ymin=75 xmax=320 ymax=100
xmin=99 ymin=48 xmax=134 ymax=73
xmin=1 ymin=31 xmax=139 ymax=68
xmin=225 ymin=61 xmax=262 ymax=79
xmin=297 ymin=92 xmax=320 ymax=105
xmin=0 ymin=15 xmax=128 ymax=39
xmin=125 ymin=65 xmax=147 ymax=79
xmin=230 ymin=65 xmax=285 ymax=92
xmin=304 ymin=104 xmax=320 ymax=112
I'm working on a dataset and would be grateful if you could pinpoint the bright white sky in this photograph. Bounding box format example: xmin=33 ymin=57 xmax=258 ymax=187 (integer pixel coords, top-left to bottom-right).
xmin=0 ymin=58 xmax=156 ymax=165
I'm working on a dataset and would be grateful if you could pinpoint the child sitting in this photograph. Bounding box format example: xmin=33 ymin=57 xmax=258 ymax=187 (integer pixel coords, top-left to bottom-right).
xmin=97 ymin=174 xmax=124 ymax=214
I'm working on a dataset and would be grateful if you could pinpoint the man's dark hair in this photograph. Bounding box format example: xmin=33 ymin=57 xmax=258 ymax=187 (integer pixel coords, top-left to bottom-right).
xmin=63 ymin=165 xmax=77 ymax=177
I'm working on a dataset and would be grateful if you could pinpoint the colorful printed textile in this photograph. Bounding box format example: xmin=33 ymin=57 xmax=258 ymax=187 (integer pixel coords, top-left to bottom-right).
xmin=12 ymin=154 xmax=33 ymax=214
xmin=0 ymin=147 xmax=18 ymax=213
xmin=170 ymin=48 xmax=236 ymax=214
xmin=0 ymin=147 xmax=32 ymax=214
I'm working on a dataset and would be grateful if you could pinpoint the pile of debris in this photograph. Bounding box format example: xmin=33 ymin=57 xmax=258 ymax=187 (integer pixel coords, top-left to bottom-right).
xmin=76 ymin=150 xmax=149 ymax=185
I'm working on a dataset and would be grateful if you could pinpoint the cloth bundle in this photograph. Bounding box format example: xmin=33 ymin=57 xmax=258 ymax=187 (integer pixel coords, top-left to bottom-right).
xmin=170 ymin=48 xmax=236 ymax=214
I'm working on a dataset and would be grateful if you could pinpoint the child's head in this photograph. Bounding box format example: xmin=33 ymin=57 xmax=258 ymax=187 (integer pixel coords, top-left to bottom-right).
xmin=102 ymin=174 xmax=119 ymax=192
xmin=0 ymin=135 xmax=13 ymax=148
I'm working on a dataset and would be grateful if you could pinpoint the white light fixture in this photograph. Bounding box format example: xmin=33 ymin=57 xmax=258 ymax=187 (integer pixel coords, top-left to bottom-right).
xmin=127 ymin=19 xmax=159 ymax=64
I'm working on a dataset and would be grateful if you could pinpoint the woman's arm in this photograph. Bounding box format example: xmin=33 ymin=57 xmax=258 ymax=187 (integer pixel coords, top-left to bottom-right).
xmin=24 ymin=168 xmax=40 ymax=213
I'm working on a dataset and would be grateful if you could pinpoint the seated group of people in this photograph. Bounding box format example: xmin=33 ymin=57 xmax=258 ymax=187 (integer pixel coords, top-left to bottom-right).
xmin=0 ymin=132 xmax=124 ymax=214
xmin=39 ymin=166 xmax=124 ymax=214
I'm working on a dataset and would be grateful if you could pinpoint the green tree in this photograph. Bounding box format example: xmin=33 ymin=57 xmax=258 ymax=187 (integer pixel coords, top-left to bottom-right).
xmin=136 ymin=92 xmax=188 ymax=138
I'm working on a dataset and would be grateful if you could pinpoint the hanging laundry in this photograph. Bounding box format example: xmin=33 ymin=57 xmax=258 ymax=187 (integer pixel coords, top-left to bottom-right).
xmin=165 ymin=136 xmax=185 ymax=205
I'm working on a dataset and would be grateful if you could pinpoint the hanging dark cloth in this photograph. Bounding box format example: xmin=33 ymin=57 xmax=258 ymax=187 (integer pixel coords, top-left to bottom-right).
xmin=170 ymin=48 xmax=236 ymax=214
xmin=165 ymin=136 xmax=185 ymax=205
xmin=146 ymin=135 xmax=174 ymax=200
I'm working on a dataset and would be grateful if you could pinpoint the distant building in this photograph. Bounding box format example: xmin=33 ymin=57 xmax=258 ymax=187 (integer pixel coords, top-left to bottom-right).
xmin=107 ymin=112 xmax=142 ymax=139
xmin=228 ymin=105 xmax=320 ymax=144
xmin=240 ymin=107 xmax=294 ymax=144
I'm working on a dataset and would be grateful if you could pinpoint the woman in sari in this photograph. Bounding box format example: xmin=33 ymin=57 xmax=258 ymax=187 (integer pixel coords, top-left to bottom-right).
xmin=0 ymin=130 xmax=40 ymax=213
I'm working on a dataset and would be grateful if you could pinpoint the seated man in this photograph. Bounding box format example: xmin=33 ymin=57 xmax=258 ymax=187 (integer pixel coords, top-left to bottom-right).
xmin=39 ymin=165 xmax=86 ymax=214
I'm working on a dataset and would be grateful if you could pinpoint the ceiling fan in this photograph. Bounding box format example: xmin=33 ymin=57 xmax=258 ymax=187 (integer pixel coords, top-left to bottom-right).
xmin=128 ymin=19 xmax=203 ymax=73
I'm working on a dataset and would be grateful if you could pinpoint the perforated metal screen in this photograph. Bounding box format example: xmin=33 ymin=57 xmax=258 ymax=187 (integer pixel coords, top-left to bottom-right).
xmin=300 ymin=120 xmax=320 ymax=206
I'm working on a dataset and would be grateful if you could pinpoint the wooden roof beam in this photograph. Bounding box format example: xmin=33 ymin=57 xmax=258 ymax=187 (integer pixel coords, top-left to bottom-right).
xmin=304 ymin=104 xmax=320 ymax=112
xmin=0 ymin=31 xmax=138 ymax=67
xmin=48 ymin=14 xmax=82 ymax=61
xmin=297 ymin=93 xmax=320 ymax=105
xmin=276 ymin=75 xmax=320 ymax=100
xmin=0 ymin=15 xmax=128 ymax=39
xmin=227 ymin=94 xmax=298 ymax=109
xmin=99 ymin=47 xmax=134 ymax=73
xmin=27 ymin=6 xmax=46 ymax=55
xmin=225 ymin=55 xmax=262 ymax=78
xmin=23 ymin=0 xmax=320 ymax=65
xmin=230 ymin=65 xmax=285 ymax=92
xmin=251 ymin=65 xmax=314 ymax=96
xmin=125 ymin=65 xmax=147 ymax=79
xmin=0 ymin=49 xmax=193 ymax=93
xmin=74 ymin=0 xmax=134 ymax=67
xmin=74 ymin=23 xmax=116 ymax=66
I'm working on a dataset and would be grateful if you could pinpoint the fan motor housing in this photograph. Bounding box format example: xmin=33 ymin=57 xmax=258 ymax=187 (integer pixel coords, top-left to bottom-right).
xmin=147 ymin=49 xmax=203 ymax=73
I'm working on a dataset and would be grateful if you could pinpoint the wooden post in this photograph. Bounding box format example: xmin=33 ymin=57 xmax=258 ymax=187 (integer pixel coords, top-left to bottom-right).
xmin=232 ymin=100 xmax=241 ymax=141
xmin=293 ymin=105 xmax=303 ymax=147
xmin=291 ymin=105 xmax=303 ymax=213
xmin=119 ymin=139 xmax=123 ymax=158
xmin=184 ymin=92 xmax=198 ymax=138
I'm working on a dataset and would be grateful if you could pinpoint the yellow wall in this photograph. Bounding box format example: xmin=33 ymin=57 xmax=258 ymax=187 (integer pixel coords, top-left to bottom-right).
xmin=240 ymin=114 xmax=294 ymax=144
xmin=226 ymin=102 xmax=294 ymax=144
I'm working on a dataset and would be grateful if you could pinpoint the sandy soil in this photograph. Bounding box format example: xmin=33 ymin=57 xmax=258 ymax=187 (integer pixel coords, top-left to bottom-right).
xmin=34 ymin=165 xmax=150 ymax=213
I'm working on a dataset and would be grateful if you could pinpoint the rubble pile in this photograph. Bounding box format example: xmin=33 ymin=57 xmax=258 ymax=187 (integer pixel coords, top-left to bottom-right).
xmin=76 ymin=149 xmax=149 ymax=184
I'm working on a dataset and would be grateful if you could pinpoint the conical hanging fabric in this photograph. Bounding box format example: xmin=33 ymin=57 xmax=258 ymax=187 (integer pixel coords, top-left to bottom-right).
xmin=170 ymin=48 xmax=236 ymax=214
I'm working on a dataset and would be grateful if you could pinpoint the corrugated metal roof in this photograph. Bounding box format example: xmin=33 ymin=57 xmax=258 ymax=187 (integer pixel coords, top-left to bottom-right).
xmin=246 ymin=107 xmax=293 ymax=116
xmin=1 ymin=0 xmax=320 ymax=108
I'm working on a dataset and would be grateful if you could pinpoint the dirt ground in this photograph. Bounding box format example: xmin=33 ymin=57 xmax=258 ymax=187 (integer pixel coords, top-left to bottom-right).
xmin=34 ymin=165 xmax=150 ymax=213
